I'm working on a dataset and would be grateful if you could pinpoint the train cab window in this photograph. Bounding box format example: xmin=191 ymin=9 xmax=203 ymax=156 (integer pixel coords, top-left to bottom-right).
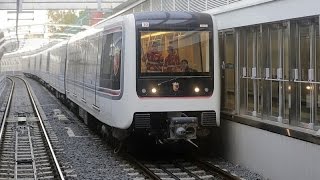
xmin=139 ymin=31 xmax=211 ymax=76
xmin=100 ymin=30 xmax=122 ymax=90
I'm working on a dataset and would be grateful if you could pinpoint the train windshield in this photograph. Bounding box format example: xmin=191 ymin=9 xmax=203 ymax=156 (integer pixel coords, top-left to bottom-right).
xmin=139 ymin=31 xmax=212 ymax=76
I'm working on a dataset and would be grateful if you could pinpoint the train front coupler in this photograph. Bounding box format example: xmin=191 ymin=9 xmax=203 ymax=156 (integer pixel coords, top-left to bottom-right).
xmin=168 ymin=115 xmax=198 ymax=141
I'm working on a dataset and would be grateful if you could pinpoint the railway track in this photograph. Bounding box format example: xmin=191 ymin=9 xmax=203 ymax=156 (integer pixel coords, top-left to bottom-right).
xmin=124 ymin=154 xmax=243 ymax=180
xmin=0 ymin=77 xmax=64 ymax=179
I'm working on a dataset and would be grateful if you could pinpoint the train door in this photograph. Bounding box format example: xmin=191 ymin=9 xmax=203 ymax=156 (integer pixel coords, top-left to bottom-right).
xmin=46 ymin=52 xmax=50 ymax=87
xmin=220 ymin=30 xmax=236 ymax=113
xmin=85 ymin=35 xmax=98 ymax=107
xmin=80 ymin=39 xmax=87 ymax=103
xmin=75 ymin=42 xmax=81 ymax=98
xmin=72 ymin=43 xmax=78 ymax=99
xmin=65 ymin=44 xmax=73 ymax=98
xmin=93 ymin=33 xmax=103 ymax=111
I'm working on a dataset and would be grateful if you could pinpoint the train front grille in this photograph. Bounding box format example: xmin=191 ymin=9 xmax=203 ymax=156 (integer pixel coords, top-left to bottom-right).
xmin=201 ymin=111 xmax=217 ymax=127
xmin=134 ymin=113 xmax=151 ymax=129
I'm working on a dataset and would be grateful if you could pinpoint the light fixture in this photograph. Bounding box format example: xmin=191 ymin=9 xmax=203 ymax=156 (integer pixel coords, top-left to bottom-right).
xmin=194 ymin=87 xmax=200 ymax=93
xmin=151 ymin=88 xmax=157 ymax=93
xmin=306 ymin=86 xmax=311 ymax=90
xmin=142 ymin=88 xmax=146 ymax=93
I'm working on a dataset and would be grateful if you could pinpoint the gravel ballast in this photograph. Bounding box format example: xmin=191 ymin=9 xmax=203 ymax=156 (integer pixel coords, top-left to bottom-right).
xmin=26 ymin=78 xmax=131 ymax=180
xmin=26 ymin=76 xmax=265 ymax=180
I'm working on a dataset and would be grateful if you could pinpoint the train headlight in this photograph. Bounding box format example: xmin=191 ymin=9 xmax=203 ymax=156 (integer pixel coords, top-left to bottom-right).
xmin=142 ymin=88 xmax=146 ymax=93
xmin=204 ymin=88 xmax=209 ymax=92
xmin=151 ymin=88 xmax=157 ymax=93
xmin=194 ymin=87 xmax=200 ymax=93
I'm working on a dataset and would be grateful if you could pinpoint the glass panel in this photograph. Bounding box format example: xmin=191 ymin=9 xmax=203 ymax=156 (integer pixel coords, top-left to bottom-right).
xmin=283 ymin=23 xmax=290 ymax=123
xmin=267 ymin=24 xmax=290 ymax=122
xmin=315 ymin=22 xmax=320 ymax=129
xmin=140 ymin=31 xmax=211 ymax=76
xmin=247 ymin=29 xmax=254 ymax=113
xmin=261 ymin=25 xmax=272 ymax=119
xmin=288 ymin=21 xmax=300 ymax=126
xmin=255 ymin=29 xmax=263 ymax=116
xmin=299 ymin=25 xmax=312 ymax=125
xmin=221 ymin=31 xmax=235 ymax=112
xmin=239 ymin=28 xmax=247 ymax=115
xmin=100 ymin=31 xmax=122 ymax=90
xmin=238 ymin=27 xmax=261 ymax=116
xmin=270 ymin=28 xmax=280 ymax=118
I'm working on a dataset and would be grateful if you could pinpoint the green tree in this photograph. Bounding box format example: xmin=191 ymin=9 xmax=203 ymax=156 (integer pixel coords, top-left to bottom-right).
xmin=48 ymin=10 xmax=79 ymax=33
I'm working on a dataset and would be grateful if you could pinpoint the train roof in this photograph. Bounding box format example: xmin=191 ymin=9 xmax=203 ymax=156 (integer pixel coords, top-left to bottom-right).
xmin=133 ymin=11 xmax=213 ymax=29
xmin=93 ymin=15 xmax=124 ymax=29
xmin=95 ymin=11 xmax=213 ymax=29
xmin=68 ymin=27 xmax=102 ymax=44
xmin=46 ymin=40 xmax=68 ymax=52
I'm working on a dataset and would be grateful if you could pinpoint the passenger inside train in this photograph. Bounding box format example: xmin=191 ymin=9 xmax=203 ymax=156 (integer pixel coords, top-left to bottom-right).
xmin=142 ymin=41 xmax=164 ymax=72
xmin=180 ymin=59 xmax=197 ymax=72
xmin=164 ymin=45 xmax=180 ymax=72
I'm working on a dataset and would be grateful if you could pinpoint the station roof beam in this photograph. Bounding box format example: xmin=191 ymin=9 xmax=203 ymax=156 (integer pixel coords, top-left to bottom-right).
xmin=0 ymin=0 xmax=127 ymax=10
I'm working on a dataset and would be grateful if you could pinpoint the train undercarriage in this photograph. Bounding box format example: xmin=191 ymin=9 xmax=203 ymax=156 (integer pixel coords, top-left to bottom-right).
xmin=26 ymin=73 xmax=218 ymax=151
xmin=132 ymin=111 xmax=217 ymax=144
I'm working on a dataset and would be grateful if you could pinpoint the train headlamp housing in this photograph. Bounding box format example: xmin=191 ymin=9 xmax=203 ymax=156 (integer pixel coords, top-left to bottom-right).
xmin=136 ymin=78 xmax=213 ymax=97
xmin=194 ymin=87 xmax=200 ymax=93
xmin=151 ymin=87 xmax=157 ymax=93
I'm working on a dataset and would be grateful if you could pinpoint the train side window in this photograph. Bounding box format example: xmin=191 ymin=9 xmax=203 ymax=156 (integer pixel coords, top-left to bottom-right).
xmin=100 ymin=33 xmax=113 ymax=88
xmin=100 ymin=30 xmax=122 ymax=90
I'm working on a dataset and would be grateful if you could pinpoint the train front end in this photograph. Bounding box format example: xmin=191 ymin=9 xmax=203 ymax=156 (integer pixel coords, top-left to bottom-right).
xmin=132 ymin=12 xmax=220 ymax=143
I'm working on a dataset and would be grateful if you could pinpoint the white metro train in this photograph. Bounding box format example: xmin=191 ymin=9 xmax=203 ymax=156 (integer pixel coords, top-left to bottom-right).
xmin=17 ymin=12 xmax=221 ymax=144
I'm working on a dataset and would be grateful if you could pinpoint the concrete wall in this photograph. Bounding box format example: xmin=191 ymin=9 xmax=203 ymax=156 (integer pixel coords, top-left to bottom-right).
xmin=219 ymin=120 xmax=320 ymax=180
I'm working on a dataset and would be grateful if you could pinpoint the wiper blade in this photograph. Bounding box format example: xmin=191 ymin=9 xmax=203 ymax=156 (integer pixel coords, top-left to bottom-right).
xmin=157 ymin=76 xmax=191 ymax=86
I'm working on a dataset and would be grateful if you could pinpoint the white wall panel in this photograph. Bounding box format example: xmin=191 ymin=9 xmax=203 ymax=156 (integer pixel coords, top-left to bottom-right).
xmin=220 ymin=120 xmax=320 ymax=180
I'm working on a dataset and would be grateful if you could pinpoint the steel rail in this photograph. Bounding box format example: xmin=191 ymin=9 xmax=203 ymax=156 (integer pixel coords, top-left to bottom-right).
xmin=17 ymin=76 xmax=65 ymax=180
xmin=194 ymin=159 xmax=241 ymax=180
xmin=0 ymin=77 xmax=15 ymax=144
xmin=125 ymin=154 xmax=161 ymax=180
